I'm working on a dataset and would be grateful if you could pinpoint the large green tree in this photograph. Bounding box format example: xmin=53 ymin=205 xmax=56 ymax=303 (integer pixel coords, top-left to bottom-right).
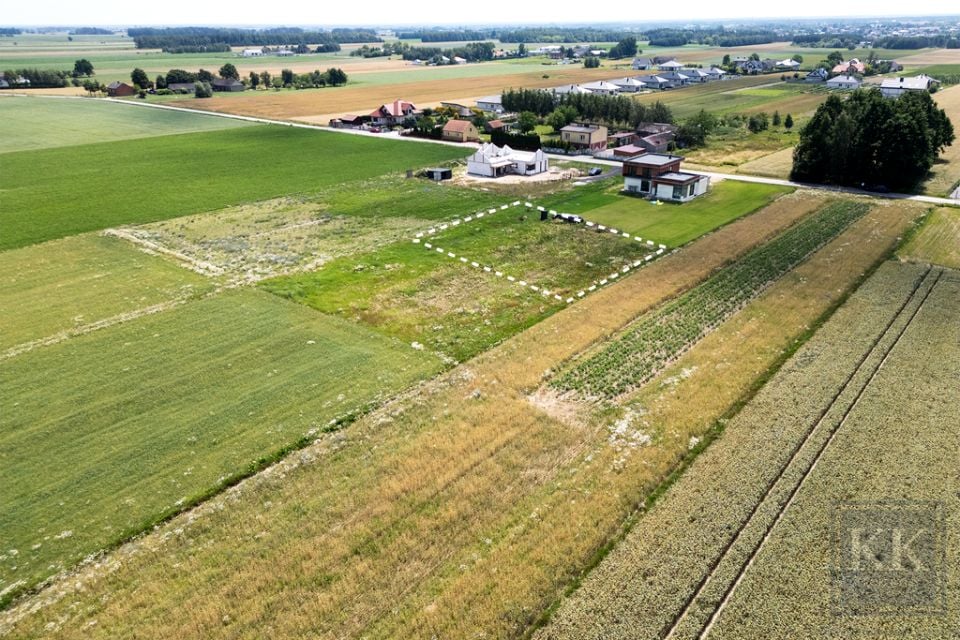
xmin=218 ymin=63 xmax=239 ymax=80
xmin=130 ymin=68 xmax=150 ymax=89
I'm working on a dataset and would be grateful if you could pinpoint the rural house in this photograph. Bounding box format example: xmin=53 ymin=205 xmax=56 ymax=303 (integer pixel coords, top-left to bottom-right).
xmin=622 ymin=153 xmax=709 ymax=202
xmin=660 ymin=71 xmax=692 ymax=87
xmin=637 ymin=132 xmax=675 ymax=153
xmin=805 ymin=68 xmax=829 ymax=82
xmin=632 ymin=57 xmax=654 ymax=70
xmin=242 ymin=48 xmax=264 ymax=57
xmin=467 ymin=143 xmax=549 ymax=177
xmin=560 ymin=123 xmax=608 ymax=152
xmin=476 ymin=95 xmax=504 ymax=114
xmin=832 ymin=58 xmax=865 ymax=75
xmin=826 ymin=75 xmax=861 ymax=90
xmin=369 ymin=99 xmax=418 ymax=126
xmin=212 ymin=78 xmax=245 ymax=92
xmin=610 ymin=77 xmax=647 ymax=92
xmin=440 ymin=101 xmax=474 ymax=118
xmin=106 ymin=81 xmax=135 ymax=97
xmin=553 ymin=84 xmax=592 ymax=96
xmin=880 ymin=74 xmax=940 ymax=98
xmin=580 ymin=80 xmax=621 ymax=95
xmin=706 ymin=67 xmax=727 ymax=80
xmin=442 ymin=119 xmax=480 ymax=143
xmin=639 ymin=75 xmax=672 ymax=90
xmin=680 ymin=68 xmax=710 ymax=83
xmin=658 ymin=60 xmax=684 ymax=71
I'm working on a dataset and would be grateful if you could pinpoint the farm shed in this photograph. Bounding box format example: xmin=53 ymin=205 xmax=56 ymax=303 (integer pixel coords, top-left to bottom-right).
xmin=212 ymin=78 xmax=245 ymax=92
xmin=106 ymin=81 xmax=135 ymax=97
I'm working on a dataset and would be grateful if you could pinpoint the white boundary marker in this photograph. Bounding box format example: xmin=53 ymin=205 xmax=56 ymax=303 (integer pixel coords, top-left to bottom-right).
xmin=409 ymin=201 xmax=669 ymax=305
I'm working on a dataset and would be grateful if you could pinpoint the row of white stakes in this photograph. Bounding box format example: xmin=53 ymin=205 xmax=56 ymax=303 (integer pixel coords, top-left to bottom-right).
xmin=410 ymin=202 xmax=666 ymax=305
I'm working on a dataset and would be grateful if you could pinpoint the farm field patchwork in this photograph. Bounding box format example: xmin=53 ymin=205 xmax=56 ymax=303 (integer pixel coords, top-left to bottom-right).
xmin=0 ymin=288 xmax=442 ymax=607
xmin=550 ymin=199 xmax=869 ymax=398
xmin=899 ymin=206 xmax=960 ymax=269
xmin=261 ymin=208 xmax=650 ymax=362
xmin=537 ymin=258 xmax=940 ymax=639
xmin=0 ymin=124 xmax=468 ymax=250
xmin=3 ymin=191 xmax=914 ymax=639
xmin=541 ymin=180 xmax=792 ymax=247
xmin=0 ymin=233 xmax=213 ymax=354
xmin=0 ymin=96 xmax=251 ymax=153
xmin=708 ymin=268 xmax=960 ymax=640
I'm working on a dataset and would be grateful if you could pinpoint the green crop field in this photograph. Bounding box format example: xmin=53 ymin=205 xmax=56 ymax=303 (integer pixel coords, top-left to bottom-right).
xmin=261 ymin=209 xmax=649 ymax=362
xmin=0 ymin=233 xmax=213 ymax=353
xmin=0 ymin=288 xmax=442 ymax=606
xmin=0 ymin=96 xmax=252 ymax=153
xmin=0 ymin=124 xmax=469 ymax=251
xmin=540 ymin=180 xmax=792 ymax=247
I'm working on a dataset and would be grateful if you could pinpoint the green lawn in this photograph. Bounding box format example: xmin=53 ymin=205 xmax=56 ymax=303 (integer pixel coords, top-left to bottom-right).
xmin=0 ymin=124 xmax=469 ymax=251
xmin=0 ymin=288 xmax=442 ymax=606
xmin=0 ymin=96 xmax=252 ymax=153
xmin=0 ymin=233 xmax=214 ymax=352
xmin=261 ymin=211 xmax=647 ymax=361
xmin=544 ymin=180 xmax=792 ymax=247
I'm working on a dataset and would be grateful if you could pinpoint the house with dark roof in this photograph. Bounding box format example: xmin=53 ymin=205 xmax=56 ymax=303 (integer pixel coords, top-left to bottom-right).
xmin=212 ymin=78 xmax=244 ymax=92
xmin=442 ymin=119 xmax=480 ymax=143
xmin=622 ymin=153 xmax=709 ymax=202
xmin=167 ymin=82 xmax=196 ymax=93
xmin=560 ymin=123 xmax=608 ymax=151
xmin=608 ymin=131 xmax=638 ymax=147
xmin=805 ymin=68 xmax=829 ymax=83
xmin=106 ymin=81 xmax=135 ymax=97
xmin=632 ymin=57 xmax=654 ymax=70
xmin=637 ymin=132 xmax=675 ymax=153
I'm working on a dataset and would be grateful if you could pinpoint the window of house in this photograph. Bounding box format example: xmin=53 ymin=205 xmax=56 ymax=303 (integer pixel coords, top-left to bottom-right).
xmin=641 ymin=179 xmax=650 ymax=192
xmin=673 ymin=185 xmax=682 ymax=200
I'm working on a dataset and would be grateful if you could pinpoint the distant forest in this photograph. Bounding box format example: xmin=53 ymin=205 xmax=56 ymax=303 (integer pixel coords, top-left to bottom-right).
xmin=128 ymin=27 xmax=380 ymax=51
xmin=645 ymin=28 xmax=777 ymax=47
xmin=69 ymin=27 xmax=113 ymax=35
xmin=397 ymin=28 xmax=637 ymax=43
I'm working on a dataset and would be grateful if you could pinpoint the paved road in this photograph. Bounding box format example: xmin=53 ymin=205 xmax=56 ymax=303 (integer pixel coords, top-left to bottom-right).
xmin=86 ymin=97 xmax=960 ymax=207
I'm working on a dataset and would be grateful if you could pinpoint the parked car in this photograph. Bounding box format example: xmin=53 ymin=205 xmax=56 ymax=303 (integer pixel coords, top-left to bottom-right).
xmin=588 ymin=167 xmax=603 ymax=176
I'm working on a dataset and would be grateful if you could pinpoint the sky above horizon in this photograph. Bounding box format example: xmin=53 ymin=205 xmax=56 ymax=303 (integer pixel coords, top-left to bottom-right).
xmin=3 ymin=2 xmax=957 ymax=27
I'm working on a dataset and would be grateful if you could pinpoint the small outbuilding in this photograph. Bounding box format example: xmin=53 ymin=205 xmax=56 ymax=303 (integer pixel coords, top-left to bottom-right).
xmin=212 ymin=78 xmax=245 ymax=92
xmin=106 ymin=81 xmax=136 ymax=97
xmin=424 ymin=167 xmax=453 ymax=181
xmin=441 ymin=119 xmax=480 ymax=143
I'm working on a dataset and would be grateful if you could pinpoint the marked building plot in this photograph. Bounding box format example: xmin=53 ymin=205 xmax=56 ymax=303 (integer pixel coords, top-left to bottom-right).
xmin=538 ymin=262 xmax=959 ymax=640
xmin=413 ymin=201 xmax=666 ymax=304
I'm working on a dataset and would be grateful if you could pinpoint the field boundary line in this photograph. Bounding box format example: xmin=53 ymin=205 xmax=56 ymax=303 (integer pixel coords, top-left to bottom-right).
xmin=412 ymin=200 xmax=664 ymax=304
xmin=658 ymin=265 xmax=940 ymax=640
xmin=102 ymin=228 xmax=225 ymax=276
xmin=698 ymin=266 xmax=945 ymax=639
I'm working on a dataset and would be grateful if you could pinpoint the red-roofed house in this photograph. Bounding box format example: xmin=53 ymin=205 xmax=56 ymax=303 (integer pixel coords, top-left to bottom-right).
xmin=831 ymin=58 xmax=865 ymax=75
xmin=442 ymin=119 xmax=480 ymax=143
xmin=369 ymin=99 xmax=418 ymax=126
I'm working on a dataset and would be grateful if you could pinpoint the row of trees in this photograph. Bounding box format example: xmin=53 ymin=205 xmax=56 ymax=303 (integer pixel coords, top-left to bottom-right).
xmin=141 ymin=65 xmax=348 ymax=91
xmin=645 ymin=27 xmax=776 ymax=47
xmin=352 ymin=41 xmax=495 ymax=63
xmin=501 ymin=88 xmax=675 ymax=129
xmin=791 ymin=90 xmax=954 ymax=189
xmin=128 ymin=27 xmax=378 ymax=50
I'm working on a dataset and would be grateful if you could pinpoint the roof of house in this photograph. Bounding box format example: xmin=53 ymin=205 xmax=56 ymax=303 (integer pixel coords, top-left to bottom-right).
xmin=827 ymin=75 xmax=861 ymax=85
xmin=611 ymin=77 xmax=646 ymax=87
xmin=469 ymin=142 xmax=543 ymax=165
xmin=581 ymin=80 xmax=620 ymax=92
xmin=610 ymin=131 xmax=636 ymax=140
xmin=656 ymin=171 xmax=701 ymax=185
xmin=635 ymin=122 xmax=676 ymax=135
xmin=880 ymin=74 xmax=939 ymax=90
xmin=777 ymin=59 xmax=800 ymax=67
xmin=487 ymin=119 xmax=505 ymax=129
xmin=477 ymin=94 xmax=502 ymax=104
xmin=443 ymin=119 xmax=476 ymax=133
xmin=640 ymin=132 xmax=676 ymax=146
xmin=626 ymin=153 xmax=684 ymax=167
xmin=106 ymin=81 xmax=129 ymax=89
xmin=372 ymin=99 xmax=416 ymax=118
xmin=553 ymin=84 xmax=592 ymax=94
xmin=659 ymin=60 xmax=683 ymax=68
xmin=632 ymin=57 xmax=654 ymax=66
xmin=832 ymin=59 xmax=865 ymax=74
xmin=613 ymin=144 xmax=647 ymax=156
xmin=212 ymin=78 xmax=242 ymax=87
xmin=707 ymin=67 xmax=726 ymax=74
xmin=561 ymin=124 xmax=603 ymax=134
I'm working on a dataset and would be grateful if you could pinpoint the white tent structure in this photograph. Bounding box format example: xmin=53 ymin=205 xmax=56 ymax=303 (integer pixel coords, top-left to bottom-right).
xmin=467 ymin=143 xmax=549 ymax=178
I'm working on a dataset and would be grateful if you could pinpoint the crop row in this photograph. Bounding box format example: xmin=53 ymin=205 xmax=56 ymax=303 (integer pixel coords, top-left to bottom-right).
xmin=538 ymin=261 xmax=935 ymax=640
xmin=550 ymin=200 xmax=871 ymax=399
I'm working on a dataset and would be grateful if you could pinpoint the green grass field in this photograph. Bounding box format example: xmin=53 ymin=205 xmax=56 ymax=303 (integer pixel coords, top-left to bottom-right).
xmin=0 ymin=124 xmax=469 ymax=251
xmin=0 ymin=96 xmax=252 ymax=153
xmin=261 ymin=211 xmax=647 ymax=361
xmin=0 ymin=233 xmax=213 ymax=352
xmin=540 ymin=180 xmax=792 ymax=247
xmin=0 ymin=288 xmax=442 ymax=606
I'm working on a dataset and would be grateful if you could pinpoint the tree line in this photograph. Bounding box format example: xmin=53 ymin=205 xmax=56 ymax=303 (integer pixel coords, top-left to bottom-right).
xmin=501 ymin=88 xmax=674 ymax=128
xmin=871 ymin=35 xmax=960 ymax=49
xmin=791 ymin=90 xmax=954 ymax=189
xmin=351 ymin=41 xmax=495 ymax=63
xmin=128 ymin=27 xmax=379 ymax=50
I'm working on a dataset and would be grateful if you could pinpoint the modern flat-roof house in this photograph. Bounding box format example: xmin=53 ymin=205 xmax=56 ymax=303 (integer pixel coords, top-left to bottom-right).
xmin=476 ymin=94 xmax=503 ymax=114
xmin=442 ymin=119 xmax=480 ymax=143
xmin=369 ymin=99 xmax=418 ymax=126
xmin=622 ymin=153 xmax=709 ymax=202
xmin=212 ymin=78 xmax=245 ymax=92
xmin=106 ymin=81 xmax=136 ymax=97
xmin=610 ymin=77 xmax=647 ymax=92
xmin=613 ymin=144 xmax=647 ymax=159
xmin=581 ymin=80 xmax=621 ymax=95
xmin=560 ymin=123 xmax=608 ymax=152
xmin=826 ymin=75 xmax=861 ymax=90
xmin=467 ymin=143 xmax=548 ymax=177
xmin=880 ymin=74 xmax=940 ymax=98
